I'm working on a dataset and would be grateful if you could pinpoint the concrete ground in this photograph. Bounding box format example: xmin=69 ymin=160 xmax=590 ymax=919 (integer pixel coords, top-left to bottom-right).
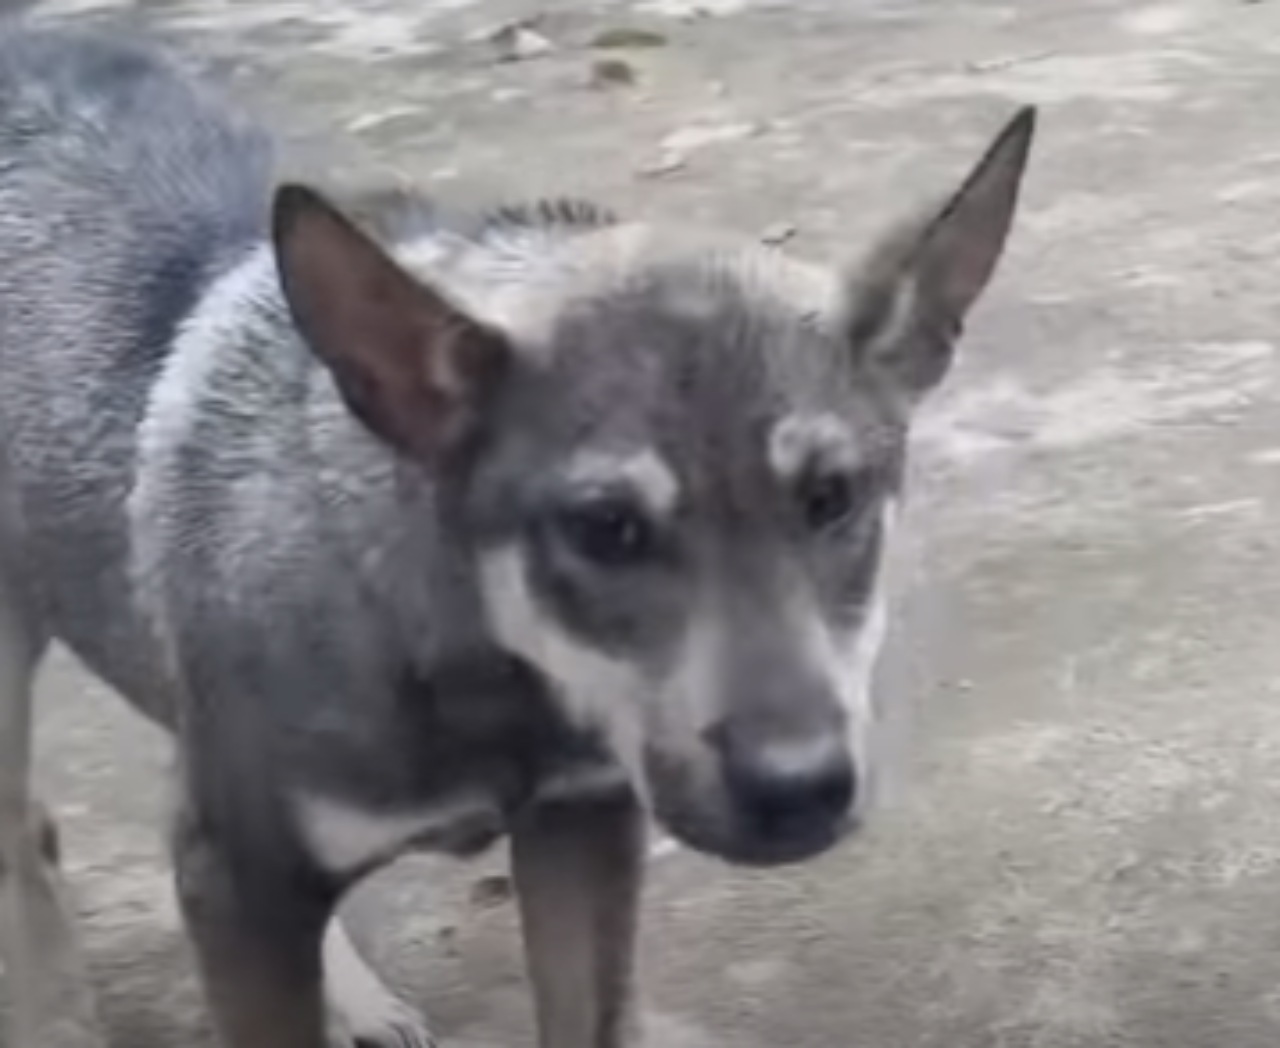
xmin=8 ymin=0 xmax=1280 ymax=1044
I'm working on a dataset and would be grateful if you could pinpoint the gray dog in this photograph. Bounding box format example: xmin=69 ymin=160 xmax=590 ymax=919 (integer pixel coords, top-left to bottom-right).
xmin=0 ymin=23 xmax=1034 ymax=1048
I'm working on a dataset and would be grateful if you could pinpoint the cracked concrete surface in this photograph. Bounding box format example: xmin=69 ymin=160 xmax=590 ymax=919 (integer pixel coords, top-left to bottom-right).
xmin=7 ymin=0 xmax=1280 ymax=1044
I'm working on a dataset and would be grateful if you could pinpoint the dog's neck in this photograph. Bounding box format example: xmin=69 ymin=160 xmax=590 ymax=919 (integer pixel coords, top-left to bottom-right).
xmin=133 ymin=241 xmax=495 ymax=684
xmin=301 ymin=371 xmax=493 ymax=672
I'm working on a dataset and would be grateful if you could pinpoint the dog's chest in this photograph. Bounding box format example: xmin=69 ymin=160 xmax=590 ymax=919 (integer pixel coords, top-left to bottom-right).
xmin=294 ymin=791 xmax=506 ymax=880
xmin=294 ymin=758 xmax=629 ymax=882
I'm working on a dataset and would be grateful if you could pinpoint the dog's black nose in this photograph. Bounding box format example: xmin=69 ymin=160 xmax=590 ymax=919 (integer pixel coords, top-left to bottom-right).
xmin=721 ymin=735 xmax=856 ymax=839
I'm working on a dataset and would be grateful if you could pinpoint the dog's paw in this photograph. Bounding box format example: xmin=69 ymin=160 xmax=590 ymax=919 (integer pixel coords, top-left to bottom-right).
xmin=324 ymin=921 xmax=435 ymax=1048
xmin=327 ymin=992 xmax=435 ymax=1048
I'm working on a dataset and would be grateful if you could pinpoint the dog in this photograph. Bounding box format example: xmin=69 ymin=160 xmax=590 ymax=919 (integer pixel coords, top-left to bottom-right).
xmin=0 ymin=22 xmax=1035 ymax=1048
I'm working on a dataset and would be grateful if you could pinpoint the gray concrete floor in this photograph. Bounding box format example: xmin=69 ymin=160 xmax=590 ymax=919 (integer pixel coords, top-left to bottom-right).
xmin=11 ymin=0 xmax=1280 ymax=1044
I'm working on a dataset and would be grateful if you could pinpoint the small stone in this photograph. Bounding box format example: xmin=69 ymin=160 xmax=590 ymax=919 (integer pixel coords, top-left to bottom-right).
xmin=491 ymin=86 xmax=530 ymax=103
xmin=489 ymin=23 xmax=555 ymax=62
xmin=590 ymin=57 xmax=637 ymax=87
xmin=637 ymin=0 xmax=748 ymax=18
xmin=637 ymin=152 xmax=687 ymax=178
xmin=964 ymin=50 xmax=1055 ymax=74
xmin=660 ymin=120 xmax=761 ymax=153
xmin=346 ymin=106 xmax=417 ymax=134
xmin=591 ymin=26 xmax=669 ymax=49
xmin=469 ymin=873 xmax=513 ymax=909
xmin=761 ymin=222 xmax=796 ymax=246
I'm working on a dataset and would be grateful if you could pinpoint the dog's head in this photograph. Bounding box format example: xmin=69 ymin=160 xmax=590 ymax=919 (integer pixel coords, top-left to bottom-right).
xmin=274 ymin=109 xmax=1035 ymax=866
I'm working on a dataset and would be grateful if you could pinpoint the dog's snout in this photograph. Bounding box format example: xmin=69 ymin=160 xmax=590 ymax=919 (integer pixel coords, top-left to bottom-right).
xmin=718 ymin=731 xmax=856 ymax=840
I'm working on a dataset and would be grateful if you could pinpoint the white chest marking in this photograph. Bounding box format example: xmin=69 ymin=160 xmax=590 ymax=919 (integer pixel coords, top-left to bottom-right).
xmin=295 ymin=792 xmax=492 ymax=877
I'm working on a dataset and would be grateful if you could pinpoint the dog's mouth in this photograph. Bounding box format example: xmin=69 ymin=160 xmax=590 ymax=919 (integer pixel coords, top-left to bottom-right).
xmin=651 ymin=791 xmax=858 ymax=867
xmin=643 ymin=746 xmax=860 ymax=868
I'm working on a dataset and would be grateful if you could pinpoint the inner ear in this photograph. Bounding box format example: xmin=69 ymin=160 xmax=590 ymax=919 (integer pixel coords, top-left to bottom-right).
xmin=847 ymin=107 xmax=1036 ymax=402
xmin=273 ymin=183 xmax=511 ymax=461
xmin=912 ymin=106 xmax=1036 ymax=322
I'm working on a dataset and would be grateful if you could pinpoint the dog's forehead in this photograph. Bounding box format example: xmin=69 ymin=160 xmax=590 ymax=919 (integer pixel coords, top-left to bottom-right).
xmin=505 ymin=245 xmax=901 ymax=494
xmin=536 ymin=247 xmax=851 ymax=412
xmin=560 ymin=230 xmax=842 ymax=335
xmin=561 ymin=222 xmax=843 ymax=317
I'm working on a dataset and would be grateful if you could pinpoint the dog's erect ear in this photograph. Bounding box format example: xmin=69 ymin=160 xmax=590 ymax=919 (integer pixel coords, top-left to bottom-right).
xmin=849 ymin=106 xmax=1035 ymax=402
xmin=273 ymin=184 xmax=510 ymax=460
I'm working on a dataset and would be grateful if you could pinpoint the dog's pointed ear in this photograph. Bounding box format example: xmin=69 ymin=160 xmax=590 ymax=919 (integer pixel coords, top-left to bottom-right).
xmin=273 ymin=184 xmax=510 ymax=460
xmin=848 ymin=106 xmax=1035 ymax=403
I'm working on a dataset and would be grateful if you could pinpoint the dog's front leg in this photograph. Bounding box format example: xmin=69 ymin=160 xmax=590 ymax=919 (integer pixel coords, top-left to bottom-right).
xmin=173 ymin=805 xmax=334 ymax=1048
xmin=512 ymin=790 xmax=646 ymax=1048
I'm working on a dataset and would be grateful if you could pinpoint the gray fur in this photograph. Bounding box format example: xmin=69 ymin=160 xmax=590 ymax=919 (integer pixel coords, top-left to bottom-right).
xmin=0 ymin=24 xmax=1033 ymax=1048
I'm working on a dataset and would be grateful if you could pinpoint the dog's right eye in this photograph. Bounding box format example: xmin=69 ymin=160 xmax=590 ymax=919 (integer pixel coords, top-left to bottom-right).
xmin=799 ymin=471 xmax=857 ymax=533
xmin=556 ymin=498 xmax=656 ymax=569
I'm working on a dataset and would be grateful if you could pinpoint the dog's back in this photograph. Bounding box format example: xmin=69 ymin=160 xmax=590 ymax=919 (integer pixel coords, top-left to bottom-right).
xmin=0 ymin=26 xmax=632 ymax=722
xmin=0 ymin=27 xmax=272 ymax=705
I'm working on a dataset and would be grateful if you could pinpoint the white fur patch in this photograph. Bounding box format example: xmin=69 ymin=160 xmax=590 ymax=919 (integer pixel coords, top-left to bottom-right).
xmin=768 ymin=413 xmax=860 ymax=480
xmin=563 ymin=448 xmax=680 ymax=517
xmin=804 ymin=501 xmax=896 ymax=779
xmin=479 ymin=548 xmax=649 ymax=799
xmin=531 ymin=762 xmax=631 ymax=805
xmin=842 ymin=590 xmax=888 ymax=741
xmin=295 ymin=793 xmax=487 ymax=877
xmin=864 ymin=278 xmax=919 ymax=365
xmin=839 ymin=503 xmax=895 ymax=767
xmin=134 ymin=245 xmax=276 ymax=486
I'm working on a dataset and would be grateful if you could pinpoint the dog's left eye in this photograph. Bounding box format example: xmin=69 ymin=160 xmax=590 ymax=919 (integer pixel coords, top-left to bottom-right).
xmin=799 ymin=471 xmax=859 ymax=532
xmin=557 ymin=498 xmax=656 ymax=568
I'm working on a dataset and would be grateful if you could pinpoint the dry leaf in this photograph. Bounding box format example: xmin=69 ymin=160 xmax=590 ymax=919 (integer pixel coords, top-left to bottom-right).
xmin=590 ymin=57 xmax=638 ymax=87
xmin=592 ymin=26 xmax=669 ymax=48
